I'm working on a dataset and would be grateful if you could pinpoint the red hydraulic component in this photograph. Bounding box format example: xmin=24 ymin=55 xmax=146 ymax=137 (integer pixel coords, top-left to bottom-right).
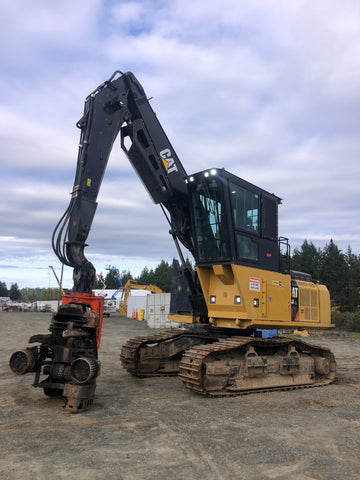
xmin=62 ymin=292 xmax=104 ymax=349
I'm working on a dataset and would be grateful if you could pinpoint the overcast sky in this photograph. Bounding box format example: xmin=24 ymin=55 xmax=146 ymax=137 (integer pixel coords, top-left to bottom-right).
xmin=0 ymin=0 xmax=359 ymax=289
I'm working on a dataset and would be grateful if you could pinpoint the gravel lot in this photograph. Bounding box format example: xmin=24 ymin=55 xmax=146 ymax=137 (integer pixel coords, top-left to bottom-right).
xmin=1 ymin=310 xmax=359 ymax=480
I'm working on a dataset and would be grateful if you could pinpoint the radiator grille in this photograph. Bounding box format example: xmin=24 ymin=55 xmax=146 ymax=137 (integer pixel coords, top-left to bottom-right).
xmin=299 ymin=288 xmax=318 ymax=321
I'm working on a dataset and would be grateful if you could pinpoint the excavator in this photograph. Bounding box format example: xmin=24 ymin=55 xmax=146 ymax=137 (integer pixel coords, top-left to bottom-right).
xmin=118 ymin=280 xmax=163 ymax=317
xmin=9 ymin=71 xmax=336 ymax=412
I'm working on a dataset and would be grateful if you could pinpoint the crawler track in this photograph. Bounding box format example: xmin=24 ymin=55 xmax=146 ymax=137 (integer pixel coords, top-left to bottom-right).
xmin=121 ymin=332 xmax=336 ymax=397
xmin=120 ymin=330 xmax=217 ymax=377
xmin=179 ymin=337 xmax=336 ymax=397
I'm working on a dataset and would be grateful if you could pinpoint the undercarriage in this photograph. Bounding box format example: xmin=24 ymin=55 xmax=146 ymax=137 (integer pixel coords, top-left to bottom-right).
xmin=120 ymin=329 xmax=336 ymax=396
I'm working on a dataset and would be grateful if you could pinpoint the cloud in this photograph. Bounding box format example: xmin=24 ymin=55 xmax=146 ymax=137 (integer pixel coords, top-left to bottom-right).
xmin=0 ymin=0 xmax=359 ymax=289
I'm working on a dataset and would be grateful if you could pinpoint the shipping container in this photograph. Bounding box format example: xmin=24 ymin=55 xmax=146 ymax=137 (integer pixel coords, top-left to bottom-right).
xmin=146 ymin=293 xmax=183 ymax=329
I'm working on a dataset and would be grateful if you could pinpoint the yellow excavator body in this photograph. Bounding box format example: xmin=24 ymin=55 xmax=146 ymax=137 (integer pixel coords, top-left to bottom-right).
xmin=169 ymin=264 xmax=331 ymax=330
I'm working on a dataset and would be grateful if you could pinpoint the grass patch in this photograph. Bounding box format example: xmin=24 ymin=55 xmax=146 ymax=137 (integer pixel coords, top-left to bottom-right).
xmin=331 ymin=310 xmax=360 ymax=332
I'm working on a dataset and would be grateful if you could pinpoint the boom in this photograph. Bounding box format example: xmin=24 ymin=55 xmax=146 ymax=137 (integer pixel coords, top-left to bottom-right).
xmin=52 ymin=71 xmax=193 ymax=292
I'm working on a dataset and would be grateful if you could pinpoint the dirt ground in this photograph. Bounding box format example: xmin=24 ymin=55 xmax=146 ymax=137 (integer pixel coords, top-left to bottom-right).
xmin=1 ymin=311 xmax=359 ymax=480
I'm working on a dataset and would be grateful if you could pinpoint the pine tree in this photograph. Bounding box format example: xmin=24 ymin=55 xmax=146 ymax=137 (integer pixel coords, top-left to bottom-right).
xmin=345 ymin=246 xmax=360 ymax=311
xmin=319 ymin=240 xmax=348 ymax=309
xmin=153 ymin=260 xmax=173 ymax=292
xmin=9 ymin=283 xmax=21 ymax=301
xmin=104 ymin=270 xmax=121 ymax=289
xmin=137 ymin=266 xmax=155 ymax=285
xmin=119 ymin=269 xmax=133 ymax=285
xmin=0 ymin=281 xmax=8 ymax=297
xmin=291 ymin=240 xmax=321 ymax=279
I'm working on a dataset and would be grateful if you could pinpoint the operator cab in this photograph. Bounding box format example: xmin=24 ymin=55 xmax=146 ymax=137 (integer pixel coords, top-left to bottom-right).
xmin=186 ymin=168 xmax=284 ymax=273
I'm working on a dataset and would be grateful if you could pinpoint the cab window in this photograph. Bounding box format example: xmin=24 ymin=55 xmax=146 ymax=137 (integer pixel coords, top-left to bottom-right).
xmin=191 ymin=178 xmax=229 ymax=261
xmin=230 ymin=182 xmax=259 ymax=234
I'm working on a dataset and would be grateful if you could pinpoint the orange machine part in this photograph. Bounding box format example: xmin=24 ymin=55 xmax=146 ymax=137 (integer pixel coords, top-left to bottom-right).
xmin=62 ymin=292 xmax=104 ymax=349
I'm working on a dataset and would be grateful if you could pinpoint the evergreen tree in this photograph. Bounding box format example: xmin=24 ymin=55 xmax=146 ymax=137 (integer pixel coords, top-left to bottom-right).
xmin=119 ymin=269 xmax=133 ymax=285
xmin=319 ymin=240 xmax=348 ymax=309
xmin=9 ymin=283 xmax=21 ymax=301
xmin=104 ymin=269 xmax=121 ymax=289
xmin=0 ymin=281 xmax=8 ymax=297
xmin=137 ymin=266 xmax=155 ymax=285
xmin=344 ymin=246 xmax=360 ymax=311
xmin=291 ymin=240 xmax=321 ymax=279
xmin=153 ymin=260 xmax=173 ymax=292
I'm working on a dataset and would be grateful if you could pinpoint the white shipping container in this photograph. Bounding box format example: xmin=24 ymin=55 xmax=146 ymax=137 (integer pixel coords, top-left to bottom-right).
xmin=146 ymin=293 xmax=183 ymax=329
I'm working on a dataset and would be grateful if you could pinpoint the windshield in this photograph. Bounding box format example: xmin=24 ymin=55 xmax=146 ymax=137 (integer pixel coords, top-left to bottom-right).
xmin=190 ymin=176 xmax=229 ymax=261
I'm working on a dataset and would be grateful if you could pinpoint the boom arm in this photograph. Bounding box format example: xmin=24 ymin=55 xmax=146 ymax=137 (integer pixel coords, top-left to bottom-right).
xmin=52 ymin=71 xmax=193 ymax=292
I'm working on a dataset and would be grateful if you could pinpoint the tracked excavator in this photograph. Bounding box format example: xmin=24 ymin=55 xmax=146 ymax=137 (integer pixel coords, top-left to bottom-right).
xmin=119 ymin=280 xmax=163 ymax=317
xmin=9 ymin=71 xmax=336 ymax=412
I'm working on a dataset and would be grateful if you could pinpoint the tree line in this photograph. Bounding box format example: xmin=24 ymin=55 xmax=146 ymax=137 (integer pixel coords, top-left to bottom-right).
xmin=0 ymin=283 xmax=63 ymax=302
xmin=0 ymin=259 xmax=183 ymax=302
xmin=93 ymin=259 xmax=193 ymax=293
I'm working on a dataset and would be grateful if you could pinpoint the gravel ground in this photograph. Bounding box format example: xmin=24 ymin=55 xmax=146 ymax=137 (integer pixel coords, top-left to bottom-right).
xmin=1 ymin=310 xmax=359 ymax=480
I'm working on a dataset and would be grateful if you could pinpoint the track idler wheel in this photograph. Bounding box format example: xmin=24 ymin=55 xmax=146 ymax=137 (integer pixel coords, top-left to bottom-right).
xmin=314 ymin=356 xmax=331 ymax=375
